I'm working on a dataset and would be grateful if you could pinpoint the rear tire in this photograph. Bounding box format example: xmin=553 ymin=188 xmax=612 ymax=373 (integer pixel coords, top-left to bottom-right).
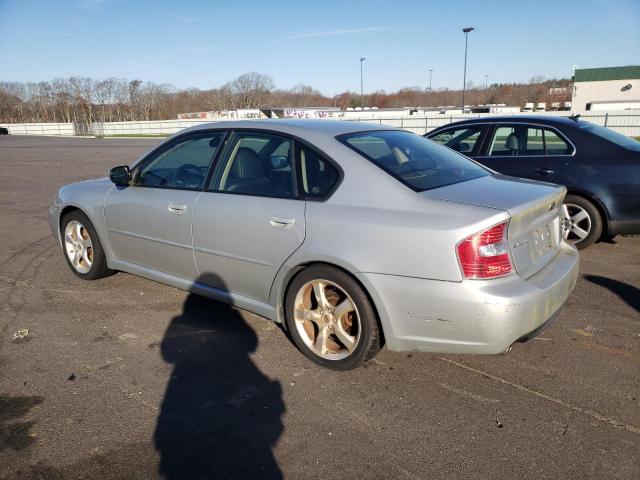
xmin=285 ymin=265 xmax=381 ymax=370
xmin=60 ymin=210 xmax=113 ymax=280
xmin=562 ymin=194 xmax=603 ymax=250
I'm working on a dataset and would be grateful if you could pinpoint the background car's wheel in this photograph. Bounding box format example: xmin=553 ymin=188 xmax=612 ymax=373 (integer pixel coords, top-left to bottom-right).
xmin=60 ymin=210 xmax=113 ymax=280
xmin=561 ymin=194 xmax=603 ymax=250
xmin=285 ymin=265 xmax=381 ymax=370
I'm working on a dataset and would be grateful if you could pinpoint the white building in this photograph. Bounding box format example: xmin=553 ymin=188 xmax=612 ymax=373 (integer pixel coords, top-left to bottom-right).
xmin=572 ymin=66 xmax=640 ymax=112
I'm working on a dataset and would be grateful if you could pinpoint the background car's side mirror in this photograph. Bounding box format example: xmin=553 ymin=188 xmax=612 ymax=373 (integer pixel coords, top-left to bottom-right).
xmin=270 ymin=155 xmax=290 ymax=169
xmin=109 ymin=165 xmax=131 ymax=186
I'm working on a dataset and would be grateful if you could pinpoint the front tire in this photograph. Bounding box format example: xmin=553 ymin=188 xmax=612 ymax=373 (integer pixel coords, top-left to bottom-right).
xmin=60 ymin=211 xmax=113 ymax=280
xmin=285 ymin=265 xmax=381 ymax=370
xmin=561 ymin=195 xmax=603 ymax=250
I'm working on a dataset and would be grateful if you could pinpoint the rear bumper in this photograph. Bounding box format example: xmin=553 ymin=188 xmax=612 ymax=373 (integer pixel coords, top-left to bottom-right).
xmin=356 ymin=242 xmax=579 ymax=354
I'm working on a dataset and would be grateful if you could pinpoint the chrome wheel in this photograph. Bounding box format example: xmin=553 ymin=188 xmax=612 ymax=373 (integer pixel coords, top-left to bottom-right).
xmin=64 ymin=220 xmax=93 ymax=274
xmin=293 ymin=279 xmax=360 ymax=360
xmin=562 ymin=203 xmax=592 ymax=243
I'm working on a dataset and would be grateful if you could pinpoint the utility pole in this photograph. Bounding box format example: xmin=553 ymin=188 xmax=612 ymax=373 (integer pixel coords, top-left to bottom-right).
xmin=428 ymin=68 xmax=434 ymax=106
xmin=484 ymin=74 xmax=488 ymax=90
xmin=360 ymin=57 xmax=366 ymax=110
xmin=462 ymin=27 xmax=474 ymax=113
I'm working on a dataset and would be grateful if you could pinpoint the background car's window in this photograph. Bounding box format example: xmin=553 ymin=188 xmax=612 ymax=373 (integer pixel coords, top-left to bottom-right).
xmin=136 ymin=132 xmax=225 ymax=190
xmin=339 ymin=130 xmax=488 ymax=192
xmin=544 ymin=129 xmax=571 ymax=154
xmin=488 ymin=125 xmax=544 ymax=156
xmin=213 ymin=132 xmax=295 ymax=198
xmin=299 ymin=145 xmax=338 ymax=198
xmin=488 ymin=125 xmax=571 ymax=156
xmin=430 ymin=126 xmax=483 ymax=154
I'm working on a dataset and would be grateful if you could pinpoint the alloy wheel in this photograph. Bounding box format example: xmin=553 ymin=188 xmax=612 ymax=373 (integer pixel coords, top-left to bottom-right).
xmin=293 ymin=279 xmax=361 ymax=360
xmin=64 ymin=220 xmax=93 ymax=274
xmin=561 ymin=203 xmax=592 ymax=244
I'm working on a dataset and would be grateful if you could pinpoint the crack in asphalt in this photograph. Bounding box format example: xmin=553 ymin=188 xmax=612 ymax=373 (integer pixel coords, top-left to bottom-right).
xmin=439 ymin=357 xmax=640 ymax=435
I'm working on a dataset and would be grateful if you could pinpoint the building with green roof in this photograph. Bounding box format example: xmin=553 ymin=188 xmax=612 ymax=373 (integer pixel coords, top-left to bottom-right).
xmin=572 ymin=66 xmax=640 ymax=111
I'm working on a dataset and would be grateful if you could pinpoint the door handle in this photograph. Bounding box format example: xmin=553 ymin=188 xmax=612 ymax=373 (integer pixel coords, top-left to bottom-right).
xmin=167 ymin=204 xmax=187 ymax=215
xmin=269 ymin=216 xmax=295 ymax=229
xmin=535 ymin=167 xmax=555 ymax=175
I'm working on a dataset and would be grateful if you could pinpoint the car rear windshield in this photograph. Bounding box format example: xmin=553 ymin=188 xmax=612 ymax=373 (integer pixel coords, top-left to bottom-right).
xmin=338 ymin=130 xmax=489 ymax=191
xmin=577 ymin=121 xmax=640 ymax=152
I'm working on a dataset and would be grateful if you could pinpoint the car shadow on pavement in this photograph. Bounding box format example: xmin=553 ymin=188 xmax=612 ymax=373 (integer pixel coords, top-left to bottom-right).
xmin=584 ymin=274 xmax=640 ymax=314
xmin=154 ymin=274 xmax=285 ymax=480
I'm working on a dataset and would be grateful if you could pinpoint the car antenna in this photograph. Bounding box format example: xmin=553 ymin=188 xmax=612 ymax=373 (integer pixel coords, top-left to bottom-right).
xmin=568 ymin=114 xmax=580 ymax=121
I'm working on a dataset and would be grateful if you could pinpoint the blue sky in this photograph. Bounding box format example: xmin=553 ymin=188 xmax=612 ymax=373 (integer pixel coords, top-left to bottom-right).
xmin=1 ymin=0 xmax=639 ymax=95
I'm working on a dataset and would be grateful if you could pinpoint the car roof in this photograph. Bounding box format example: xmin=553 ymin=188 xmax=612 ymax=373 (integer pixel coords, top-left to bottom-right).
xmin=182 ymin=118 xmax=396 ymax=137
xmin=431 ymin=115 xmax=581 ymax=130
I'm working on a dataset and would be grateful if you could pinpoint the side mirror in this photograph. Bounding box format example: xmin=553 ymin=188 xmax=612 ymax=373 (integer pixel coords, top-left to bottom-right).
xmin=270 ymin=155 xmax=289 ymax=169
xmin=109 ymin=165 xmax=131 ymax=186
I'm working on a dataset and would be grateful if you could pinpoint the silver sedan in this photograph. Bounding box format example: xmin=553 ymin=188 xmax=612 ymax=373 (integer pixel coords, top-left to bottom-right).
xmin=48 ymin=120 xmax=579 ymax=369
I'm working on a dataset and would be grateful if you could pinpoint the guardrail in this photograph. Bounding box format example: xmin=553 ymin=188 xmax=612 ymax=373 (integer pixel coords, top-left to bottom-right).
xmin=2 ymin=111 xmax=639 ymax=137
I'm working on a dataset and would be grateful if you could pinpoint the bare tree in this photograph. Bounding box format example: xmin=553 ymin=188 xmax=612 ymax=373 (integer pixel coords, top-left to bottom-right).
xmin=227 ymin=72 xmax=274 ymax=108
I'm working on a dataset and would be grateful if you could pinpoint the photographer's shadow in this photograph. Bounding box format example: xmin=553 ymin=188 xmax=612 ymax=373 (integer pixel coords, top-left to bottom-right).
xmin=154 ymin=274 xmax=284 ymax=479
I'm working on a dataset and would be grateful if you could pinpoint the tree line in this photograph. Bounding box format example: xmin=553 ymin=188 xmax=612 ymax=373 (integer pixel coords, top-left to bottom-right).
xmin=0 ymin=72 xmax=571 ymax=124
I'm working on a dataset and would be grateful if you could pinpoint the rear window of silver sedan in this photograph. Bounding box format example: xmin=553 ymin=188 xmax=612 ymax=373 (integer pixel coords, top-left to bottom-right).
xmin=338 ymin=130 xmax=489 ymax=191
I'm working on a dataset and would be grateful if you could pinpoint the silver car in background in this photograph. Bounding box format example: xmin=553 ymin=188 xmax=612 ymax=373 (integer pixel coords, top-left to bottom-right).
xmin=48 ymin=120 xmax=579 ymax=369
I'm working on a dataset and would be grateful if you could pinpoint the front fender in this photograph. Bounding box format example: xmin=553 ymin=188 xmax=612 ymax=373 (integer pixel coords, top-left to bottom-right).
xmin=48 ymin=178 xmax=114 ymax=257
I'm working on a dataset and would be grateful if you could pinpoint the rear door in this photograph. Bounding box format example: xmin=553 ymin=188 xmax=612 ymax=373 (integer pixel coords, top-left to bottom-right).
xmin=478 ymin=123 xmax=573 ymax=181
xmin=192 ymin=131 xmax=306 ymax=302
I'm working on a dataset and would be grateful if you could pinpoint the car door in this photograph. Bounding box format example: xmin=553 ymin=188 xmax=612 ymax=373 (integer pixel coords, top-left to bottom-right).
xmin=192 ymin=131 xmax=306 ymax=302
xmin=104 ymin=130 xmax=226 ymax=279
xmin=478 ymin=124 xmax=573 ymax=181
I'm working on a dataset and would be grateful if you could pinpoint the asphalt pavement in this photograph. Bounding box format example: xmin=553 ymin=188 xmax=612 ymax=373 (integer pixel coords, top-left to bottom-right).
xmin=0 ymin=136 xmax=638 ymax=479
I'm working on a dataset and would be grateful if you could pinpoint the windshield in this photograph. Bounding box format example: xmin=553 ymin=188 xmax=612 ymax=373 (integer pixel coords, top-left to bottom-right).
xmin=338 ymin=130 xmax=489 ymax=191
xmin=577 ymin=121 xmax=640 ymax=152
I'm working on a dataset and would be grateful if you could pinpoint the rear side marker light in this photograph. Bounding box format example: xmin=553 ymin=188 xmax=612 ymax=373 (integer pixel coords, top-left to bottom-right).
xmin=457 ymin=221 xmax=512 ymax=279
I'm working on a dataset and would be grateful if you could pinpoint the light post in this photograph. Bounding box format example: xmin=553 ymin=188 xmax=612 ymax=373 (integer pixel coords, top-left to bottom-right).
xmin=360 ymin=57 xmax=366 ymax=110
xmin=461 ymin=27 xmax=474 ymax=113
xmin=484 ymin=74 xmax=488 ymax=90
xmin=428 ymin=68 xmax=434 ymax=106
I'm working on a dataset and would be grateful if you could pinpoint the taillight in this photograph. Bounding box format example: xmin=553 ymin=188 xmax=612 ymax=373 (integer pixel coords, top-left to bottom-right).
xmin=457 ymin=221 xmax=512 ymax=279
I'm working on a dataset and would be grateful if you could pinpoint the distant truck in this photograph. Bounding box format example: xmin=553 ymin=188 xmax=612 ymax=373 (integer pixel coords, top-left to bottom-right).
xmin=522 ymin=102 xmax=534 ymax=112
xmin=535 ymin=102 xmax=547 ymax=112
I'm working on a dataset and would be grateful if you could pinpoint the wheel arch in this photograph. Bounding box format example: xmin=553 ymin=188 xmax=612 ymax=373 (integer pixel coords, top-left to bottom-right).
xmin=564 ymin=188 xmax=610 ymax=238
xmin=57 ymin=203 xmax=112 ymax=256
xmin=274 ymin=260 xmax=386 ymax=347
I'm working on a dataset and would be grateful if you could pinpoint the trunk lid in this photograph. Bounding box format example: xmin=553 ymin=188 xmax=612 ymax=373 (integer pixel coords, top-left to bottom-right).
xmin=424 ymin=174 xmax=566 ymax=279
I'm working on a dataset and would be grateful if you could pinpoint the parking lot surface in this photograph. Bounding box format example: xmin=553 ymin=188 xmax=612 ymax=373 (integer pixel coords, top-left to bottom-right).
xmin=1 ymin=136 xmax=638 ymax=479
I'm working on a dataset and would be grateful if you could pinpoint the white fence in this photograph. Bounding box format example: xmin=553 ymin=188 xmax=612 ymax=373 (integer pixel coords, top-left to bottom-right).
xmin=0 ymin=122 xmax=75 ymax=136
xmin=2 ymin=110 xmax=640 ymax=137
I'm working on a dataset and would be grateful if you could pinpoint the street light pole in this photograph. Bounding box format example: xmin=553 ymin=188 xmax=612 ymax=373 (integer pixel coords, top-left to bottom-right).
xmin=462 ymin=27 xmax=474 ymax=113
xmin=360 ymin=57 xmax=366 ymax=110
xmin=428 ymin=68 xmax=434 ymax=106
xmin=484 ymin=74 xmax=488 ymax=90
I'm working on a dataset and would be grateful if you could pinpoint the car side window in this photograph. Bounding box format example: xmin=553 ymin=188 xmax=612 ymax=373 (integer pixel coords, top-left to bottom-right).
xmin=212 ymin=132 xmax=295 ymax=198
xmin=543 ymin=129 xmax=572 ymax=155
xmin=488 ymin=125 xmax=573 ymax=156
xmin=430 ymin=126 xmax=483 ymax=154
xmin=135 ymin=132 xmax=225 ymax=190
xmin=298 ymin=144 xmax=338 ymax=198
xmin=488 ymin=125 xmax=544 ymax=156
